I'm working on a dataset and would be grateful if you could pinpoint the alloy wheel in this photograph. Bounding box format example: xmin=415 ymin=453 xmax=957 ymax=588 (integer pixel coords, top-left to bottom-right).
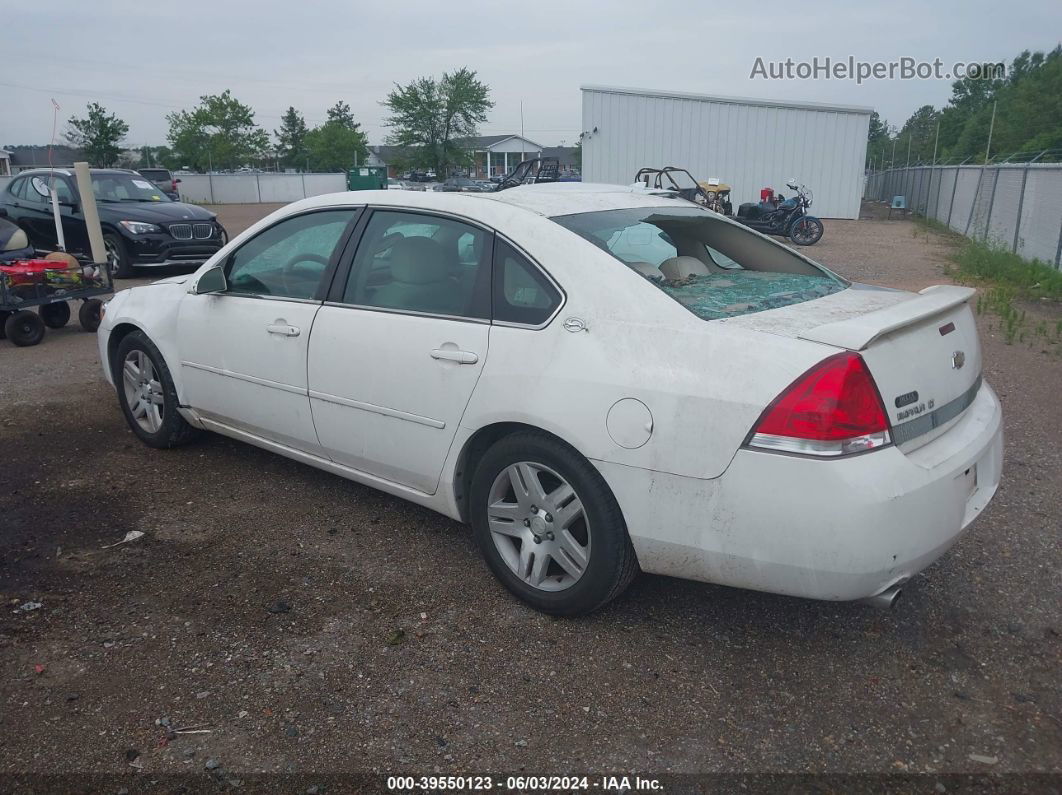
xmin=122 ymin=350 xmax=164 ymax=433
xmin=105 ymin=238 xmax=122 ymax=277
xmin=486 ymin=462 xmax=591 ymax=592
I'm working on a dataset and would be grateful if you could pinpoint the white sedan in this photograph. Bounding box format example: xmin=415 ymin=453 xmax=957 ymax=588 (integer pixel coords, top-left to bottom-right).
xmin=98 ymin=185 xmax=1003 ymax=615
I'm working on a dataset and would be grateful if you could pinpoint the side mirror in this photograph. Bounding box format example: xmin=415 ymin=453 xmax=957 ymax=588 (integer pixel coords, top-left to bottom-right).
xmin=175 ymin=178 xmax=182 ymax=184
xmin=194 ymin=265 xmax=227 ymax=294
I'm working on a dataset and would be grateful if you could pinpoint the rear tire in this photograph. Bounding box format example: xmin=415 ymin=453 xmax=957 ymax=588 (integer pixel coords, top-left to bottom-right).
xmin=114 ymin=331 xmax=200 ymax=448
xmin=470 ymin=431 xmax=638 ymax=616
xmin=5 ymin=310 xmax=45 ymax=346
xmin=40 ymin=301 xmax=71 ymax=329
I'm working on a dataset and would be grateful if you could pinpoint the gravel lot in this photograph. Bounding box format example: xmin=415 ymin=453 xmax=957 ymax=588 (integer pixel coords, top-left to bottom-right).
xmin=1 ymin=202 xmax=1059 ymax=789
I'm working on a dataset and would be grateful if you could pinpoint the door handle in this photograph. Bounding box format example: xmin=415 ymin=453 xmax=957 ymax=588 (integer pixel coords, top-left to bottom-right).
xmin=266 ymin=323 xmax=300 ymax=337
xmin=431 ymin=348 xmax=478 ymax=364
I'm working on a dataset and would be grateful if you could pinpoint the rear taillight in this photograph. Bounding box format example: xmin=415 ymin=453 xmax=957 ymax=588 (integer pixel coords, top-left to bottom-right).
xmin=747 ymin=352 xmax=891 ymax=457
xmin=171 ymin=180 xmax=178 ymax=192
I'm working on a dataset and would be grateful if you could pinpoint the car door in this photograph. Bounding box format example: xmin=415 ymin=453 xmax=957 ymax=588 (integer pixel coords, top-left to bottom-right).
xmin=17 ymin=175 xmax=61 ymax=248
xmin=307 ymin=208 xmax=492 ymax=493
xmin=177 ymin=208 xmax=361 ymax=454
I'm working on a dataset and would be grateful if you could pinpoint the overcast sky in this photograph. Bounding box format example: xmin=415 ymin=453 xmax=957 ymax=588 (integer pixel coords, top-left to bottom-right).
xmin=2 ymin=0 xmax=1058 ymax=149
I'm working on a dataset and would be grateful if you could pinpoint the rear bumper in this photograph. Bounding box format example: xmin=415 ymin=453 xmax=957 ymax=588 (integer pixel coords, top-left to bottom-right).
xmin=596 ymin=381 xmax=1003 ymax=601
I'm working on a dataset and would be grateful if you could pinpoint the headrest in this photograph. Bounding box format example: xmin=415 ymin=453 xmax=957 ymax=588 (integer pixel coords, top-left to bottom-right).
xmin=659 ymin=256 xmax=711 ymax=281
xmin=1 ymin=226 xmax=28 ymax=252
xmin=388 ymin=236 xmax=449 ymax=284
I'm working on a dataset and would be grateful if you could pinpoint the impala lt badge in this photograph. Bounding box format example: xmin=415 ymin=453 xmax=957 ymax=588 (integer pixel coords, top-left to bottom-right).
xmin=952 ymin=350 xmax=966 ymax=370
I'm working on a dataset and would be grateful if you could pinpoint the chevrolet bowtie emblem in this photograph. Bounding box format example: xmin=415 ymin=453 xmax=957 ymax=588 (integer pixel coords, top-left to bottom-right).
xmin=951 ymin=350 xmax=966 ymax=370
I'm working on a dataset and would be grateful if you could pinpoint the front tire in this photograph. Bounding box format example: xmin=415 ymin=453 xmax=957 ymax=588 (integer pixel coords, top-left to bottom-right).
xmin=470 ymin=432 xmax=638 ymax=615
xmin=114 ymin=331 xmax=200 ymax=448
xmin=104 ymin=233 xmax=135 ymax=278
xmin=5 ymin=310 xmax=46 ymax=346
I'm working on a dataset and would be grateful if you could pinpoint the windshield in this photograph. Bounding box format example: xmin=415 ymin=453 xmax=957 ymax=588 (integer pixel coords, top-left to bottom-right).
xmin=138 ymin=169 xmax=171 ymax=181
xmin=552 ymin=206 xmax=846 ymax=321
xmin=91 ymin=173 xmax=172 ymax=203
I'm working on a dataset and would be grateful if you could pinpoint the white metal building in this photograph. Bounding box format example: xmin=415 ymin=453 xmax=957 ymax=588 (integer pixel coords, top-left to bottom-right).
xmin=581 ymin=85 xmax=873 ymax=219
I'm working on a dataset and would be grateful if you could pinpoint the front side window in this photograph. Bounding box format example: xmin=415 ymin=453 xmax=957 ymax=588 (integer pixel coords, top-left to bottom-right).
xmin=553 ymin=206 xmax=846 ymax=321
xmin=225 ymin=210 xmax=356 ymax=300
xmin=342 ymin=210 xmax=490 ymax=319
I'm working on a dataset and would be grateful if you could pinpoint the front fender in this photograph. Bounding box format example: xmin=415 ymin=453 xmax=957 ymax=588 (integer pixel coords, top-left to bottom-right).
xmin=99 ymin=282 xmax=190 ymax=400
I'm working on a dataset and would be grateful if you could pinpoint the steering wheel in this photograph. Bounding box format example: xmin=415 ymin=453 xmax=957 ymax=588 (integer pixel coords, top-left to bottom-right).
xmin=279 ymin=252 xmax=330 ymax=297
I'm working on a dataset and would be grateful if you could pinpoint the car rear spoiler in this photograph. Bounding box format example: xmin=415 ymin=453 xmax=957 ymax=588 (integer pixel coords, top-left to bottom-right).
xmin=799 ymin=285 xmax=976 ymax=351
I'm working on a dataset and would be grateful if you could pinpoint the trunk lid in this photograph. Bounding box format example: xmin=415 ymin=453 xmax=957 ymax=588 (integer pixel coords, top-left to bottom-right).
xmin=725 ymin=284 xmax=982 ymax=451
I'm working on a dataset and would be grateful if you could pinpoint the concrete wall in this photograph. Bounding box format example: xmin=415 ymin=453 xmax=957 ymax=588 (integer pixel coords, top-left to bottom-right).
xmin=176 ymin=173 xmax=347 ymax=204
xmin=0 ymin=173 xmax=347 ymax=205
xmin=581 ymin=86 xmax=872 ymax=219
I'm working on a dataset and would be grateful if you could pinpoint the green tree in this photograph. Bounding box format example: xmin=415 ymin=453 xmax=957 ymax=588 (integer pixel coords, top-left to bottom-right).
xmin=896 ymin=47 xmax=1062 ymax=163
xmin=866 ymin=111 xmax=890 ymax=168
xmin=897 ymin=105 xmax=941 ymax=164
xmin=382 ymin=67 xmax=493 ymax=177
xmin=166 ymin=90 xmax=270 ymax=171
xmin=305 ymin=119 xmax=368 ymax=172
xmin=65 ymin=102 xmax=129 ymax=167
xmin=274 ymin=107 xmax=309 ymax=169
xmin=326 ymin=101 xmax=356 ymax=129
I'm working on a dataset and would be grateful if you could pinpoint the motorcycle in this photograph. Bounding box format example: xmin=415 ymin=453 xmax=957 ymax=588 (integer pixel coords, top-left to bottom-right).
xmin=734 ymin=180 xmax=824 ymax=246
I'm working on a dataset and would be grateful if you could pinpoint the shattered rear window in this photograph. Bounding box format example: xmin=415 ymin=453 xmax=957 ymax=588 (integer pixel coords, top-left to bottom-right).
xmin=552 ymin=205 xmax=846 ymax=321
xmin=659 ymin=271 xmax=842 ymax=320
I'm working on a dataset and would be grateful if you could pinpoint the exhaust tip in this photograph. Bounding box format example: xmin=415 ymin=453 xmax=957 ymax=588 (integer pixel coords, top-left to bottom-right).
xmin=862 ymin=585 xmax=903 ymax=610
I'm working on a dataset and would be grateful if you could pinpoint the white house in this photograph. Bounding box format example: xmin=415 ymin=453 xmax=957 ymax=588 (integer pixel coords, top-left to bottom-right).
xmin=366 ymin=135 xmax=544 ymax=179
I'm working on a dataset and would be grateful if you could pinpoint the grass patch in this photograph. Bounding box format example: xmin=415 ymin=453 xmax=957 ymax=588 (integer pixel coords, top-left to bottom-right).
xmin=913 ymin=215 xmax=1062 ymax=351
xmin=952 ymin=239 xmax=1062 ymax=300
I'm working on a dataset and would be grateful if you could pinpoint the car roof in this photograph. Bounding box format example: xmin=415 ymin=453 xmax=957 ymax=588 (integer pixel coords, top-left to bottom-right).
xmin=479 ymin=182 xmax=690 ymax=216
xmin=294 ymin=182 xmax=691 ymax=220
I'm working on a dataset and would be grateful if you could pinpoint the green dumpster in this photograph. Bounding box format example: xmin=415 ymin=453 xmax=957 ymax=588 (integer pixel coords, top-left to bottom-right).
xmin=347 ymin=166 xmax=387 ymax=191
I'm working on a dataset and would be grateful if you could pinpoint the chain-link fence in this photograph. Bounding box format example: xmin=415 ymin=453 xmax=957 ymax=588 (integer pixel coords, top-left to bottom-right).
xmin=864 ymin=164 xmax=1062 ymax=269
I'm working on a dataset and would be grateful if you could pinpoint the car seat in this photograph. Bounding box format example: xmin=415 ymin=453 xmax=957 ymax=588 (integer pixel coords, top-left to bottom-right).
xmin=659 ymin=256 xmax=711 ymax=281
xmin=372 ymin=236 xmax=464 ymax=314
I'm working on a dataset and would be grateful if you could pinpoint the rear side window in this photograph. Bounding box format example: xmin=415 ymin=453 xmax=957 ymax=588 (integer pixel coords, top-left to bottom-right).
xmin=492 ymin=240 xmax=561 ymax=326
xmin=7 ymin=178 xmax=26 ymax=199
xmin=342 ymin=210 xmax=491 ymax=319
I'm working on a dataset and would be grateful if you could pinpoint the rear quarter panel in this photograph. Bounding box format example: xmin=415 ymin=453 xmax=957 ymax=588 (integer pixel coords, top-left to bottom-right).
xmin=463 ymin=216 xmax=837 ymax=480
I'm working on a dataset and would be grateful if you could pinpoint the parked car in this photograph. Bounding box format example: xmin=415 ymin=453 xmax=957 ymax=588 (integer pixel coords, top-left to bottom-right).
xmin=97 ymin=186 xmax=1002 ymax=615
xmin=137 ymin=167 xmax=181 ymax=200
xmin=0 ymin=169 xmax=227 ymax=278
xmin=434 ymin=177 xmax=485 ymax=193
xmin=386 ymin=179 xmax=425 ymax=192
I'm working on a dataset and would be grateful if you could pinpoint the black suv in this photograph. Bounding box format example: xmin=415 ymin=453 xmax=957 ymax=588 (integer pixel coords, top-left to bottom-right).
xmin=137 ymin=167 xmax=181 ymax=200
xmin=0 ymin=169 xmax=226 ymax=278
